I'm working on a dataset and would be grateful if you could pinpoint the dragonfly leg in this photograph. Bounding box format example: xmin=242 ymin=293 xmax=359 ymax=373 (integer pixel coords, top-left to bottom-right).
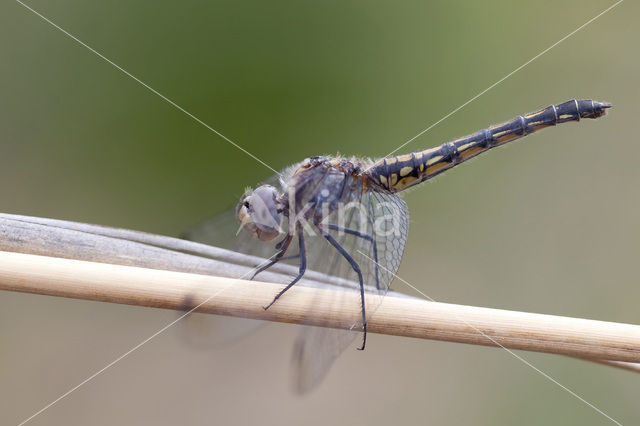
xmin=278 ymin=253 xmax=300 ymax=261
xmin=264 ymin=232 xmax=307 ymax=310
xmin=250 ymin=234 xmax=293 ymax=280
xmin=317 ymin=225 xmax=367 ymax=351
xmin=324 ymin=223 xmax=380 ymax=290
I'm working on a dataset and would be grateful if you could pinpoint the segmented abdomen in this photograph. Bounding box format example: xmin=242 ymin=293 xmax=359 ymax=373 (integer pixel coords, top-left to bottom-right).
xmin=366 ymin=99 xmax=611 ymax=193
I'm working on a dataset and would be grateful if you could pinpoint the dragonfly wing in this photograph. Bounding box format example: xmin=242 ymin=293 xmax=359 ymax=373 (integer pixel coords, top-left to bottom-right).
xmin=292 ymin=189 xmax=409 ymax=393
xmin=179 ymin=173 xmax=290 ymax=348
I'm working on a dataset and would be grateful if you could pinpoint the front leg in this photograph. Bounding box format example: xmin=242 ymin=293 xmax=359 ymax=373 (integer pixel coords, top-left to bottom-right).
xmin=264 ymin=232 xmax=307 ymax=310
xmin=250 ymin=234 xmax=293 ymax=280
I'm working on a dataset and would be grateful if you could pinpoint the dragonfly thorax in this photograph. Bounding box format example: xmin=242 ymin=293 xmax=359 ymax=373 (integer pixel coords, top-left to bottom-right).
xmin=238 ymin=156 xmax=371 ymax=240
xmin=280 ymin=156 xmax=369 ymax=229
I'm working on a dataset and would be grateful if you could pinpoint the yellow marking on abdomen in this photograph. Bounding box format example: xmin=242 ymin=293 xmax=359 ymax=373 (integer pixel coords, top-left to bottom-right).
xmin=425 ymin=161 xmax=450 ymax=176
xmin=528 ymin=124 xmax=552 ymax=132
xmin=525 ymin=110 xmax=546 ymax=120
xmin=457 ymin=145 xmax=485 ymax=160
xmin=400 ymin=166 xmax=413 ymax=177
xmin=417 ymin=146 xmax=440 ymax=157
xmin=495 ymin=132 xmax=521 ymax=143
xmin=456 ymin=142 xmax=477 ymax=152
xmin=425 ymin=155 xmax=443 ymax=166
xmin=393 ymin=175 xmax=418 ymax=191
xmin=395 ymin=154 xmax=413 ymax=162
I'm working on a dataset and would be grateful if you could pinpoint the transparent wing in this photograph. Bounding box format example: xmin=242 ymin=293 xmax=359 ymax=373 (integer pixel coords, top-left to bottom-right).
xmin=292 ymin=189 xmax=409 ymax=392
xmin=183 ymin=173 xmax=283 ymax=254
xmin=179 ymin=174 xmax=292 ymax=349
xmin=177 ymin=311 xmax=269 ymax=351
xmin=183 ymin=171 xmax=302 ymax=275
xmin=181 ymin=206 xmax=240 ymax=250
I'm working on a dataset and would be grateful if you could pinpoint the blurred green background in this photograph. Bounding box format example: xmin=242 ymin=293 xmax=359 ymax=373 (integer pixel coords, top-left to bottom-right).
xmin=1 ymin=0 xmax=638 ymax=424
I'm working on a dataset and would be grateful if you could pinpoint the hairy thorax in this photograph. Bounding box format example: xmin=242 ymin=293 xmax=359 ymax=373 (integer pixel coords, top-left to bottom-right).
xmin=279 ymin=156 xmax=375 ymax=227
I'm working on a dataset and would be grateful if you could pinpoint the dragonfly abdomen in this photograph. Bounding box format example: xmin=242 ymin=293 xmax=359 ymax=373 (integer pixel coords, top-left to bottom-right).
xmin=366 ymin=99 xmax=611 ymax=192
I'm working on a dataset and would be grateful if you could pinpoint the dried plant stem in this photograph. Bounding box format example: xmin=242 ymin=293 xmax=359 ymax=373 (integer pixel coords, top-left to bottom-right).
xmin=0 ymin=250 xmax=638 ymax=367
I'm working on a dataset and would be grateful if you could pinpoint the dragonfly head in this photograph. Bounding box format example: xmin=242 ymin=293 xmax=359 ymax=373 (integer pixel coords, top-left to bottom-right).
xmin=236 ymin=185 xmax=282 ymax=242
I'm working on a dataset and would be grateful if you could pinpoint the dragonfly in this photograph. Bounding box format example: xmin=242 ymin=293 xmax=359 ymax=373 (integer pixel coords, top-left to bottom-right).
xmin=188 ymin=99 xmax=610 ymax=392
